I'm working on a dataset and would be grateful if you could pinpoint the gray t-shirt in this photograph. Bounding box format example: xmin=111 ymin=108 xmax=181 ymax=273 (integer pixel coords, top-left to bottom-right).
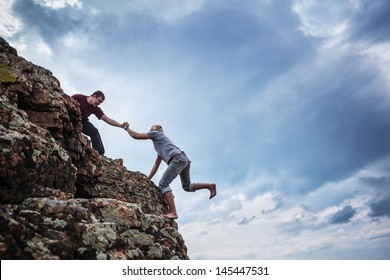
xmin=146 ymin=131 xmax=181 ymax=163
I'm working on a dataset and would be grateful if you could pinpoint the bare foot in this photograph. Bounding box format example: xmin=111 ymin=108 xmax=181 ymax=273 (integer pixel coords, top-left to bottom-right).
xmin=164 ymin=212 xmax=179 ymax=219
xmin=209 ymin=184 xmax=217 ymax=199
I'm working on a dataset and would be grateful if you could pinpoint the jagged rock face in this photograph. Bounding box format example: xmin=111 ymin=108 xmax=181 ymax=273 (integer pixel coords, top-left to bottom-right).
xmin=0 ymin=37 xmax=188 ymax=260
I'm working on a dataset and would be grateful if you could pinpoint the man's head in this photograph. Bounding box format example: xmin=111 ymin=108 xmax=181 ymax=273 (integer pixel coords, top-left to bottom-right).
xmin=90 ymin=90 xmax=105 ymax=107
xmin=150 ymin=124 xmax=164 ymax=133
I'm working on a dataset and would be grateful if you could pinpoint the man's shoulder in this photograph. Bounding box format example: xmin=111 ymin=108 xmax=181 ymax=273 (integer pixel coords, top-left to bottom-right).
xmin=72 ymin=94 xmax=87 ymax=104
xmin=147 ymin=131 xmax=166 ymax=139
xmin=72 ymin=93 xmax=86 ymax=99
xmin=146 ymin=130 xmax=158 ymax=137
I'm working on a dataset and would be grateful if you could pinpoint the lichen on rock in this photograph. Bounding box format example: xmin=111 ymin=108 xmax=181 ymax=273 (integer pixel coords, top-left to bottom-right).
xmin=0 ymin=63 xmax=17 ymax=83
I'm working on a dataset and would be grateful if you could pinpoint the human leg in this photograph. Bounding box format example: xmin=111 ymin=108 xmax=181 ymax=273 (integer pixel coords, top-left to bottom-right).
xmin=179 ymin=157 xmax=194 ymax=192
xmin=159 ymin=156 xmax=187 ymax=218
xmin=193 ymin=183 xmax=217 ymax=199
xmin=82 ymin=120 xmax=105 ymax=155
xmin=163 ymin=191 xmax=178 ymax=219
xmin=179 ymin=154 xmax=217 ymax=199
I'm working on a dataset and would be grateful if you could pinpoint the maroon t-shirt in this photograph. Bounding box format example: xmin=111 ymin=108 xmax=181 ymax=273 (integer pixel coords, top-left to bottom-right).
xmin=72 ymin=94 xmax=104 ymax=120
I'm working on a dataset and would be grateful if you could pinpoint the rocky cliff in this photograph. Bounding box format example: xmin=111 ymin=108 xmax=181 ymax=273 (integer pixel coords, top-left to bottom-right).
xmin=0 ymin=37 xmax=189 ymax=260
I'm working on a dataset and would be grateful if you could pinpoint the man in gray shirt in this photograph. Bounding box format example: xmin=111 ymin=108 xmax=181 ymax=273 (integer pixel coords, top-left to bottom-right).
xmin=124 ymin=123 xmax=217 ymax=219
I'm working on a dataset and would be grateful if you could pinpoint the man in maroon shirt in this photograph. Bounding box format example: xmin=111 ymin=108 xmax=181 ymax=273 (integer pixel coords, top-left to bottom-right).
xmin=72 ymin=90 xmax=126 ymax=155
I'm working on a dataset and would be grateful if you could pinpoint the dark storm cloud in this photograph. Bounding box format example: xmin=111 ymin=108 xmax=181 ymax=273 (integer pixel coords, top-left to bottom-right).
xmin=330 ymin=206 xmax=356 ymax=224
xmin=369 ymin=197 xmax=390 ymax=218
xmin=300 ymin=81 xmax=390 ymax=185
xmin=12 ymin=0 xmax=85 ymax=43
xmin=359 ymin=176 xmax=390 ymax=190
xmin=360 ymin=176 xmax=390 ymax=218
xmin=171 ymin=4 xmax=314 ymax=87
xmin=349 ymin=0 xmax=390 ymax=43
xmin=249 ymin=54 xmax=390 ymax=194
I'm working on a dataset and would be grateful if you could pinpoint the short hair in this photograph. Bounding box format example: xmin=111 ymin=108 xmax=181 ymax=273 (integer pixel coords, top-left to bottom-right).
xmin=150 ymin=124 xmax=164 ymax=133
xmin=91 ymin=90 xmax=105 ymax=100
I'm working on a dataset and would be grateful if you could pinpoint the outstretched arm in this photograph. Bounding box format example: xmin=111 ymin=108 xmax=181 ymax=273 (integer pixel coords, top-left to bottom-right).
xmin=101 ymin=114 xmax=126 ymax=128
xmin=148 ymin=155 xmax=162 ymax=180
xmin=125 ymin=126 xmax=150 ymax=140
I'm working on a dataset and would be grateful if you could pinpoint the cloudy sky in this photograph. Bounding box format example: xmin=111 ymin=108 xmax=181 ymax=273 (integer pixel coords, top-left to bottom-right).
xmin=1 ymin=0 xmax=390 ymax=259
